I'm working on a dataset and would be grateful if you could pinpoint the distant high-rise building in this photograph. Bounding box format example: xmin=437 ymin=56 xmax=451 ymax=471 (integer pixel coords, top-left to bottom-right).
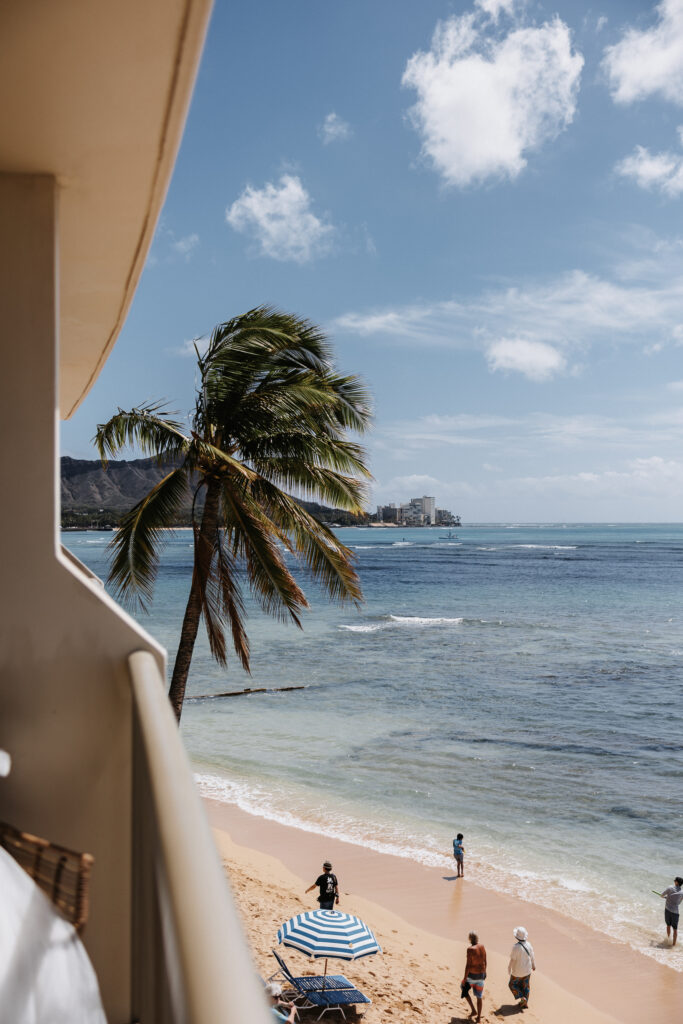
xmin=375 ymin=495 xmax=458 ymax=526
xmin=405 ymin=495 xmax=435 ymax=524
xmin=376 ymin=503 xmax=402 ymax=524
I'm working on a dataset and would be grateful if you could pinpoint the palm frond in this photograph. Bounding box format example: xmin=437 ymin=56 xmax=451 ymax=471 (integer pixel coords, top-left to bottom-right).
xmin=220 ymin=480 xmax=307 ymax=626
xmin=94 ymin=403 xmax=190 ymax=466
xmin=185 ymin=483 xmax=249 ymax=670
xmin=215 ymin=530 xmax=250 ymax=670
xmin=251 ymin=462 xmax=368 ymax=512
xmin=187 ymin=438 xmax=258 ymax=482
xmin=317 ymin=373 xmax=373 ymax=433
xmin=107 ymin=467 xmax=189 ymax=609
xmin=245 ymin=434 xmax=371 ymax=480
xmin=249 ymin=480 xmax=363 ymax=604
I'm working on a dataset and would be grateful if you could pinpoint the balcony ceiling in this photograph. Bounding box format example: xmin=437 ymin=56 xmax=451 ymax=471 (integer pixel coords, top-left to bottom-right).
xmin=0 ymin=0 xmax=212 ymax=417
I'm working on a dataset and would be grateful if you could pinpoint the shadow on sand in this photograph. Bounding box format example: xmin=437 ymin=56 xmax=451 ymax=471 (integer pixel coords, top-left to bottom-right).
xmin=492 ymin=1004 xmax=523 ymax=1017
xmin=443 ymin=875 xmax=462 ymax=882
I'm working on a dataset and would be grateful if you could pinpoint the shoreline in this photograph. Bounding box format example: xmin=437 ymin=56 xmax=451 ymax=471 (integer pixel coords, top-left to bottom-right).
xmin=207 ymin=797 xmax=682 ymax=1024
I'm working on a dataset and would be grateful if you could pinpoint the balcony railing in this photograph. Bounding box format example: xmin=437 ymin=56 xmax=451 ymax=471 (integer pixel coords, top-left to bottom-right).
xmin=129 ymin=650 xmax=270 ymax=1023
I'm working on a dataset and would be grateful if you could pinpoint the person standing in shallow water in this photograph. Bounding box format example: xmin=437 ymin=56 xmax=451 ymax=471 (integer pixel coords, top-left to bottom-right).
xmin=659 ymin=876 xmax=683 ymax=946
xmin=305 ymin=861 xmax=339 ymax=909
xmin=461 ymin=931 xmax=486 ymax=1022
xmin=508 ymin=926 xmax=535 ymax=1010
xmin=453 ymin=833 xmax=465 ymax=877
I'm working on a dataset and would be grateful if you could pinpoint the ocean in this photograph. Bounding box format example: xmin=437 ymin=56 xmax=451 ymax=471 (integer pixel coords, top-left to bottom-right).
xmin=64 ymin=523 xmax=683 ymax=970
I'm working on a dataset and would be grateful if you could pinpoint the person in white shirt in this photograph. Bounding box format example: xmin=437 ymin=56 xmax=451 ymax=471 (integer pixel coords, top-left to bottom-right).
xmin=659 ymin=876 xmax=683 ymax=946
xmin=508 ymin=926 xmax=536 ymax=1010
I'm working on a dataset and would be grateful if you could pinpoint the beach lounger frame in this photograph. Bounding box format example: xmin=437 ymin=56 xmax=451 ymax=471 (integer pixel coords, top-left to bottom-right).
xmin=270 ymin=949 xmax=355 ymax=992
xmin=301 ymin=986 xmax=372 ymax=1021
xmin=270 ymin=950 xmax=370 ymax=1020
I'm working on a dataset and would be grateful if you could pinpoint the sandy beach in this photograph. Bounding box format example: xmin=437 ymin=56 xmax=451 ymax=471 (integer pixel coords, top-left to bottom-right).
xmin=207 ymin=799 xmax=681 ymax=1024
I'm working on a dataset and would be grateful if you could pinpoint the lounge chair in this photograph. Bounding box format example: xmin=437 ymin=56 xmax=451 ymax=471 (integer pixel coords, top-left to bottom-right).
xmin=300 ymin=986 xmax=372 ymax=1021
xmin=271 ymin=949 xmax=354 ymax=992
xmin=270 ymin=950 xmax=370 ymax=1021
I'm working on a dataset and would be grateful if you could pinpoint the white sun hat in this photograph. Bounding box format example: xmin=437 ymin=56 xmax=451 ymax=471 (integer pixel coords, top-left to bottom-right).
xmin=513 ymin=926 xmax=528 ymax=941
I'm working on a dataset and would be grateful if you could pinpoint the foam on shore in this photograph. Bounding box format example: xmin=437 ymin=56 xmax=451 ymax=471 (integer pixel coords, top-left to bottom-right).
xmin=195 ymin=770 xmax=683 ymax=974
xmin=207 ymin=797 xmax=681 ymax=1024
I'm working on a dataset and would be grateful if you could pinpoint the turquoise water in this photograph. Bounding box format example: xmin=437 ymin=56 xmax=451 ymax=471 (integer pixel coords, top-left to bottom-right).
xmin=64 ymin=524 xmax=683 ymax=969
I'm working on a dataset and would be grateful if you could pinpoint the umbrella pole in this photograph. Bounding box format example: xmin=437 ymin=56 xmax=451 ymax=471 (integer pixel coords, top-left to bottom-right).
xmin=322 ymin=958 xmax=328 ymax=991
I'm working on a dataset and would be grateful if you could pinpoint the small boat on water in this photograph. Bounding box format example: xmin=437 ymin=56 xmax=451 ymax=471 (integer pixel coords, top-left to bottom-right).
xmin=439 ymin=530 xmax=458 ymax=539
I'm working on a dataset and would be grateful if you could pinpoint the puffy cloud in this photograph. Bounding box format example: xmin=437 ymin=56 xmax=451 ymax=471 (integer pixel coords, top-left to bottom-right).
xmin=402 ymin=8 xmax=583 ymax=186
xmin=475 ymin=0 xmax=519 ymax=21
xmin=616 ymin=141 xmax=683 ymax=197
xmin=603 ymin=0 xmax=683 ymax=105
xmin=226 ymin=175 xmax=333 ymax=263
xmin=318 ymin=112 xmax=352 ymax=144
xmin=486 ymin=338 xmax=566 ymax=380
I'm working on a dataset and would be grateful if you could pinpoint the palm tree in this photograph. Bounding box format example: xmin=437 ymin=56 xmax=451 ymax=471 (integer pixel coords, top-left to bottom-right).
xmin=95 ymin=307 xmax=372 ymax=720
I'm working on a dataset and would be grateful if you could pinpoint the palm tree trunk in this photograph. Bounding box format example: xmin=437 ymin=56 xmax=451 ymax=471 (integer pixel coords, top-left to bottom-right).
xmin=168 ymin=481 xmax=221 ymax=722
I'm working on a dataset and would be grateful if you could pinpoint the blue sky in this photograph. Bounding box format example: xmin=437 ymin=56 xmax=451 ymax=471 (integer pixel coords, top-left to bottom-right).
xmin=62 ymin=0 xmax=683 ymax=521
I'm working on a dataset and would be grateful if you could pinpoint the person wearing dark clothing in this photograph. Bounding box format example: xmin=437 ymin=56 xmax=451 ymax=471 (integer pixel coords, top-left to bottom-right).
xmin=305 ymin=861 xmax=339 ymax=909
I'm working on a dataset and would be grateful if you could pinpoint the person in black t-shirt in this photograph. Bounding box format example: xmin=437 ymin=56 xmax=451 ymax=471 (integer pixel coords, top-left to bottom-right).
xmin=305 ymin=861 xmax=339 ymax=909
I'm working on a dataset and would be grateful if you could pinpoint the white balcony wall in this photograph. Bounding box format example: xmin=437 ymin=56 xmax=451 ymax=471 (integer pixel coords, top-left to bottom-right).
xmin=0 ymin=173 xmax=166 ymax=1019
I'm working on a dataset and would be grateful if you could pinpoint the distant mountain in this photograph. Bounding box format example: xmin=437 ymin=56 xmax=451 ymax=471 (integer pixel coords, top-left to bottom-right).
xmin=61 ymin=456 xmax=182 ymax=512
xmin=60 ymin=456 xmax=368 ymax=527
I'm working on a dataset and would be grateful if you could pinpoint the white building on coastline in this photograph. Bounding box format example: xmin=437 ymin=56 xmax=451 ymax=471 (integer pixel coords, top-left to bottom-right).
xmin=376 ymin=495 xmax=458 ymax=526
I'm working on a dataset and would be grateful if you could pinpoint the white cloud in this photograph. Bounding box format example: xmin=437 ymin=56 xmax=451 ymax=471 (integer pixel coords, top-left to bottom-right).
xmin=386 ymin=473 xmax=440 ymax=491
xmin=667 ymin=379 xmax=683 ymax=390
xmin=372 ymin=473 xmax=476 ymax=508
xmin=475 ymin=0 xmax=519 ymax=21
xmin=319 ymin=112 xmax=352 ymax=144
xmin=486 ymin=338 xmax=566 ymax=380
xmin=226 ymin=175 xmax=333 ymax=263
xmin=172 ymin=233 xmax=200 ymax=259
xmin=334 ymin=240 xmax=683 ymax=377
xmin=381 ymin=409 xmax=683 ymax=455
xmin=377 ymin=413 xmax=515 ymax=453
xmin=515 ymin=456 xmax=683 ymax=499
xmin=596 ymin=16 xmax=608 ymax=33
xmin=616 ymin=142 xmax=683 ymax=196
xmin=603 ymin=0 xmax=683 ymax=105
xmin=370 ymin=402 xmax=683 ymax=517
xmin=147 ymin=222 xmax=200 ymax=265
xmin=173 ymin=337 xmax=209 ymax=358
xmin=402 ymin=8 xmax=583 ymax=186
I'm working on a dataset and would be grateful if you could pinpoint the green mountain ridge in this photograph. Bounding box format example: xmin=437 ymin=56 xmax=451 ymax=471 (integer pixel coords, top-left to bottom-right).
xmin=60 ymin=456 xmax=368 ymax=528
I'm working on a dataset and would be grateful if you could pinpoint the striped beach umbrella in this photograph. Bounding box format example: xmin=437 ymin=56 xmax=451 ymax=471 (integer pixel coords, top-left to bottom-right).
xmin=277 ymin=909 xmax=381 ymax=978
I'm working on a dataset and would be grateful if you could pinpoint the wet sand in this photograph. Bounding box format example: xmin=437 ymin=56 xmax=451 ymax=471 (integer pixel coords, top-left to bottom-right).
xmin=207 ymin=798 xmax=682 ymax=1023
